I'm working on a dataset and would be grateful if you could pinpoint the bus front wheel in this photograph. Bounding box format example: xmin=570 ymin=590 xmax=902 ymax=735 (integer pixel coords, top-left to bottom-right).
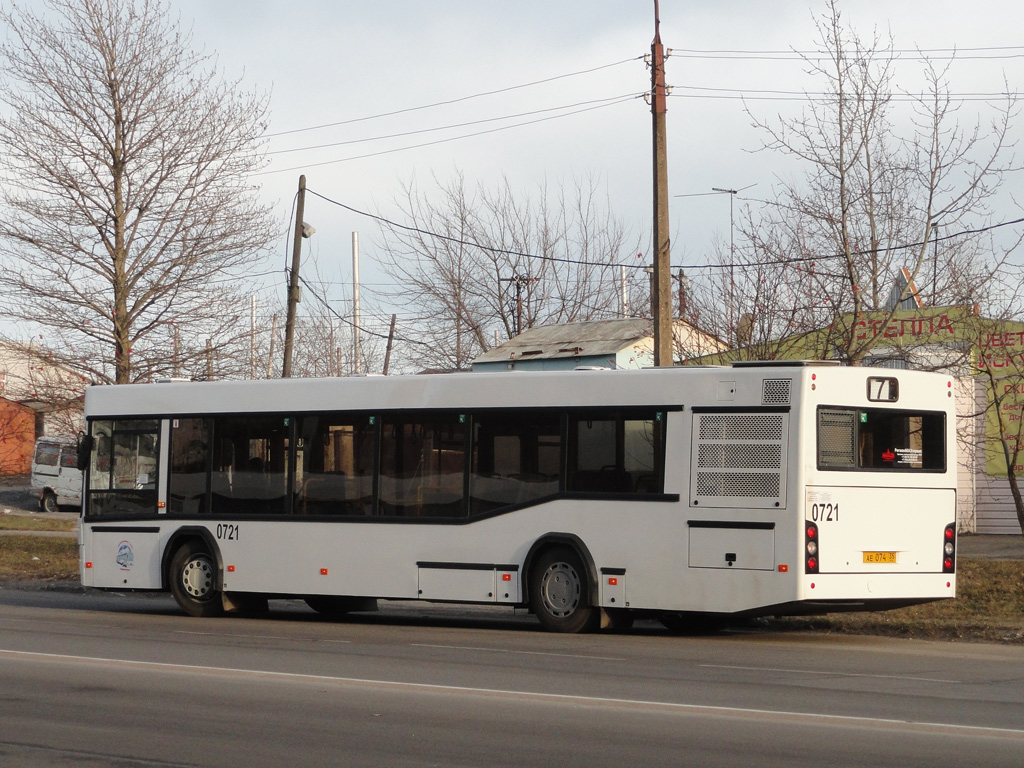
xmin=529 ymin=547 xmax=599 ymax=634
xmin=169 ymin=541 xmax=223 ymax=618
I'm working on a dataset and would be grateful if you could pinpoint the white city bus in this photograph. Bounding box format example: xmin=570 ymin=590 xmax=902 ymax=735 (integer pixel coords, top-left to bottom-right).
xmin=78 ymin=362 xmax=957 ymax=632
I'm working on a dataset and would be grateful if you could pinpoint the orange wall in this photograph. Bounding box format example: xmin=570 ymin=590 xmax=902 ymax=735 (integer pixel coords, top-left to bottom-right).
xmin=0 ymin=399 xmax=36 ymax=476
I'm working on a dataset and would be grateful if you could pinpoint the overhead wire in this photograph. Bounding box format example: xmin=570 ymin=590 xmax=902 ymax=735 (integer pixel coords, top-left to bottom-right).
xmin=670 ymin=46 xmax=1024 ymax=61
xmin=264 ymin=56 xmax=643 ymax=139
xmin=260 ymin=96 xmax=640 ymax=175
xmin=268 ymin=94 xmax=639 ymax=156
xmin=306 ymin=185 xmax=1024 ymax=273
xmin=296 ymin=272 xmax=433 ymax=348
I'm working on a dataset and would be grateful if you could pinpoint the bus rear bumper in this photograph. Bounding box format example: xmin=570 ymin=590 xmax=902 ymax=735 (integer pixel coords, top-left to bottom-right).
xmin=801 ymin=571 xmax=955 ymax=603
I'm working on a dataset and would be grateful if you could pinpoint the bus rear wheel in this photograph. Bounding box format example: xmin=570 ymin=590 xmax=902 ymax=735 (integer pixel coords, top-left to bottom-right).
xmin=529 ymin=547 xmax=599 ymax=634
xmin=169 ymin=541 xmax=223 ymax=618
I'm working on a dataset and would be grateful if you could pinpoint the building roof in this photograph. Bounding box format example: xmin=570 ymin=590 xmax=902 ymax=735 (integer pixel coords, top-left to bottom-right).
xmin=472 ymin=318 xmax=656 ymax=364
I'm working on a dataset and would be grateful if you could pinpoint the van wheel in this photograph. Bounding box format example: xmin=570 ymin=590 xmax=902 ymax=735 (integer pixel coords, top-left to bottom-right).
xmin=529 ymin=547 xmax=599 ymax=634
xmin=169 ymin=540 xmax=223 ymax=617
xmin=41 ymin=490 xmax=59 ymax=514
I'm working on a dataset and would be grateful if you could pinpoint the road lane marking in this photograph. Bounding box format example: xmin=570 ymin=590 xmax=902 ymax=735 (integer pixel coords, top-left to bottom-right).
xmin=171 ymin=630 xmax=344 ymax=643
xmin=699 ymin=663 xmax=960 ymax=684
xmin=412 ymin=643 xmax=626 ymax=661
xmin=0 ymin=648 xmax=1018 ymax=741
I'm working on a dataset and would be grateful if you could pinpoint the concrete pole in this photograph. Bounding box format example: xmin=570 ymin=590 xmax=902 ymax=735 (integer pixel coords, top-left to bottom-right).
xmin=352 ymin=232 xmax=361 ymax=374
xmin=282 ymin=175 xmax=306 ymax=378
xmin=651 ymin=0 xmax=673 ymax=366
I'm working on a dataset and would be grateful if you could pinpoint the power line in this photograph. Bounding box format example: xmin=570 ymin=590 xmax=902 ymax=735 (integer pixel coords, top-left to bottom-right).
xmin=670 ymin=83 xmax=1019 ymax=102
xmin=269 ymin=94 xmax=639 ymax=156
xmin=260 ymin=96 xmax=639 ymax=175
xmin=679 ymin=217 xmax=1024 ymax=272
xmin=669 ymin=90 xmax=1017 ymax=104
xmin=305 ymin=187 xmax=1024 ymax=274
xmin=265 ymin=56 xmax=642 ymax=139
xmin=670 ymin=46 xmax=1024 ymax=61
xmin=296 ymin=273 xmax=433 ymax=348
xmin=306 ymin=188 xmax=642 ymax=269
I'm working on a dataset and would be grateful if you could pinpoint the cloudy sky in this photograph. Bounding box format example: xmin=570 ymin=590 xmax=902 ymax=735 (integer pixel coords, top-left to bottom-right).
xmin=175 ymin=0 xmax=1024 ymax=332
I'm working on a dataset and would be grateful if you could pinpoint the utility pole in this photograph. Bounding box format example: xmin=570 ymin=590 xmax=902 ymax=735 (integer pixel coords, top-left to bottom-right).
xmin=171 ymin=322 xmax=180 ymax=378
xmin=675 ymin=269 xmax=689 ymax=320
xmin=499 ymin=274 xmax=534 ymax=336
xmin=650 ymin=0 xmax=672 ymax=366
xmin=282 ymin=174 xmax=307 ymax=378
xmin=383 ymin=314 xmax=397 ymax=375
xmin=712 ymin=187 xmax=737 ymax=346
xmin=621 ymin=265 xmax=628 ymax=318
xmin=266 ymin=314 xmax=277 ymax=378
xmin=352 ymin=231 xmax=361 ymax=374
xmin=249 ymin=296 xmax=257 ymax=378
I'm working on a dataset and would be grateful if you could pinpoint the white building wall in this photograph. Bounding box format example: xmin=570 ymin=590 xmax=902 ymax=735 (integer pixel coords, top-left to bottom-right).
xmin=954 ymin=376 xmax=978 ymax=533
xmin=971 ymin=377 xmax=1024 ymax=534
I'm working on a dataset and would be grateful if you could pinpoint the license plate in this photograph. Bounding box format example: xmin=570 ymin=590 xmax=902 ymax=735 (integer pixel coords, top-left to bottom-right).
xmin=863 ymin=551 xmax=898 ymax=564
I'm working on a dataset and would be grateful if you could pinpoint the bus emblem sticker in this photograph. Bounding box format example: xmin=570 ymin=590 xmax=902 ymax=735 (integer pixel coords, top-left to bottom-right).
xmin=116 ymin=540 xmax=134 ymax=571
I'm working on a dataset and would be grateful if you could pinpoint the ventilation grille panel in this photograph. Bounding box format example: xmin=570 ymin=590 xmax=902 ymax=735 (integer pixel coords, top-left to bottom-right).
xmin=691 ymin=412 xmax=788 ymax=508
xmin=697 ymin=443 xmax=782 ymax=470
xmin=762 ymin=378 xmax=792 ymax=405
xmin=695 ymin=472 xmax=782 ymax=498
xmin=699 ymin=413 xmax=783 ymax=441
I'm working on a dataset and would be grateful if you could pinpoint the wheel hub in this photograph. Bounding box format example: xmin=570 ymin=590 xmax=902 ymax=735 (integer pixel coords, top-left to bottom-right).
xmin=181 ymin=557 xmax=214 ymax=599
xmin=541 ymin=562 xmax=580 ymax=617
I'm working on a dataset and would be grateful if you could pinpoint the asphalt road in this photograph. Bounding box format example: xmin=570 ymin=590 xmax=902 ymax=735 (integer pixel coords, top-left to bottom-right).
xmin=0 ymin=589 xmax=1022 ymax=767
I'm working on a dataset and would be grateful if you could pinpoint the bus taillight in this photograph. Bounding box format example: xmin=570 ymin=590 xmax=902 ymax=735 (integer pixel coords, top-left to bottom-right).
xmin=942 ymin=523 xmax=956 ymax=573
xmin=805 ymin=523 xmax=819 ymax=574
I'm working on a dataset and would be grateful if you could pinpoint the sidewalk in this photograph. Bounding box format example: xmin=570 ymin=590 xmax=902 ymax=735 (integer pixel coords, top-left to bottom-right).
xmin=0 ymin=475 xmax=40 ymax=515
xmin=957 ymin=534 xmax=1024 ymax=560
xmin=0 ymin=475 xmax=76 ymax=520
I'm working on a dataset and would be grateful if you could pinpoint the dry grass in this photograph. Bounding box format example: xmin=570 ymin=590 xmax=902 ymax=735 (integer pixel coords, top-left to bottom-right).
xmin=0 ymin=535 xmax=79 ymax=582
xmin=0 ymin=516 xmax=76 ymax=532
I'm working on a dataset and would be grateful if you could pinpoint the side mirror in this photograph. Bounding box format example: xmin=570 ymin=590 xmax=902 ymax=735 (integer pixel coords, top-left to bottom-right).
xmin=76 ymin=432 xmax=94 ymax=472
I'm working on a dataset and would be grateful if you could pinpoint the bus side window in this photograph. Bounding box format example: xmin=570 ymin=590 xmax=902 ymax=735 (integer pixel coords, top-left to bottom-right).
xmin=469 ymin=412 xmax=561 ymax=515
xmin=567 ymin=411 xmax=664 ymax=494
xmin=209 ymin=415 xmax=290 ymax=515
xmin=168 ymin=418 xmax=210 ymax=515
xmin=295 ymin=416 xmax=375 ymax=516
xmin=379 ymin=416 xmax=466 ymax=518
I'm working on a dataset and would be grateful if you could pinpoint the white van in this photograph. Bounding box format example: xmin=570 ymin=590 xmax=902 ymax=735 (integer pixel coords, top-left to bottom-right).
xmin=31 ymin=437 xmax=83 ymax=513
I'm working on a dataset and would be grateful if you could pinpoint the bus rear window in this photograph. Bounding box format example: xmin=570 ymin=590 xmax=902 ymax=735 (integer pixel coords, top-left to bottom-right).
xmin=817 ymin=407 xmax=945 ymax=471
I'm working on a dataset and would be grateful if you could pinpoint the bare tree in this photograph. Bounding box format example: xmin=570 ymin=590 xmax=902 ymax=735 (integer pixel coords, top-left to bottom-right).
xmin=375 ymin=171 xmax=639 ymax=371
xmin=0 ymin=0 xmax=278 ymax=384
xmin=689 ymin=1 xmax=1019 ymax=366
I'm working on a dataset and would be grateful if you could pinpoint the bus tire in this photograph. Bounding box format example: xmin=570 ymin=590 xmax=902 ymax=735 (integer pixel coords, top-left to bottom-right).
xmin=41 ymin=490 xmax=59 ymax=514
xmin=169 ymin=540 xmax=223 ymax=618
xmin=529 ymin=547 xmax=599 ymax=634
